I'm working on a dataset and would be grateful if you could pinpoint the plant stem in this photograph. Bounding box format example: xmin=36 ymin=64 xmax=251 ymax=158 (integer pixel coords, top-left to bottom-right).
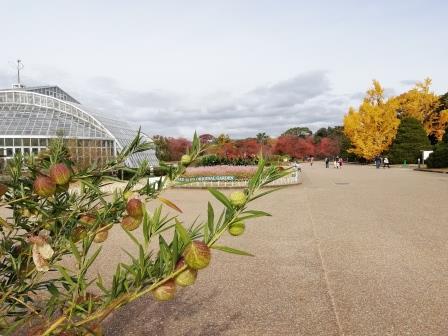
xmin=42 ymin=315 xmax=66 ymax=336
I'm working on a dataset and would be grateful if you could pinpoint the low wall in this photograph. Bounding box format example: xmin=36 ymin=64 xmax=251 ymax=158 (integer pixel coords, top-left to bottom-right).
xmin=175 ymin=170 xmax=301 ymax=189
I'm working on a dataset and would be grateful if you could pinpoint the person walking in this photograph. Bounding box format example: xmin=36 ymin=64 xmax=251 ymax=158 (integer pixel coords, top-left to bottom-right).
xmin=375 ymin=156 xmax=381 ymax=169
xmin=338 ymin=157 xmax=343 ymax=169
xmin=310 ymin=156 xmax=314 ymax=166
xmin=325 ymin=157 xmax=330 ymax=168
xmin=383 ymin=156 xmax=390 ymax=168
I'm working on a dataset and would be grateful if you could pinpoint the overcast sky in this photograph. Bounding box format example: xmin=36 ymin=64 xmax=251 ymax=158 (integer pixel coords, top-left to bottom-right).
xmin=1 ymin=0 xmax=447 ymax=138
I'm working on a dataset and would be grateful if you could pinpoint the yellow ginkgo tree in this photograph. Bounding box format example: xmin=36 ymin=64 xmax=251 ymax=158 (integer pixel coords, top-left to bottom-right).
xmin=344 ymin=80 xmax=400 ymax=160
xmin=389 ymin=78 xmax=448 ymax=141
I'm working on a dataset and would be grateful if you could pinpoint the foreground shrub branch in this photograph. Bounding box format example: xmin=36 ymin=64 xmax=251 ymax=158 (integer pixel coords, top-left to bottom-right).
xmin=0 ymin=131 xmax=289 ymax=335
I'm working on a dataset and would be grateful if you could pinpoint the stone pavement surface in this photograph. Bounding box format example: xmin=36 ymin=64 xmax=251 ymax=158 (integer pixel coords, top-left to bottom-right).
xmin=6 ymin=164 xmax=443 ymax=335
xmin=99 ymin=164 xmax=448 ymax=335
xmin=102 ymin=164 xmax=448 ymax=335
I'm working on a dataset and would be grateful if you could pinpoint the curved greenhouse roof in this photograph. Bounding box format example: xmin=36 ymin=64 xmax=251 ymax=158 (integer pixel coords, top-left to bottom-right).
xmin=0 ymin=86 xmax=158 ymax=168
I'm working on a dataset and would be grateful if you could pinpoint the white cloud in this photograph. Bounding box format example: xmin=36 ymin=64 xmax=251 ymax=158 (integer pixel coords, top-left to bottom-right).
xmin=1 ymin=68 xmax=356 ymax=138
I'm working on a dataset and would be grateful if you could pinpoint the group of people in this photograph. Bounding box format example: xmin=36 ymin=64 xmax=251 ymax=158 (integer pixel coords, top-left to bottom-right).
xmin=325 ymin=156 xmax=343 ymax=169
xmin=374 ymin=156 xmax=390 ymax=169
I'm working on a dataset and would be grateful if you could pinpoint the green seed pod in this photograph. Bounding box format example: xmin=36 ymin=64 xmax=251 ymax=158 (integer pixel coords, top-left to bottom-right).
xmin=153 ymin=279 xmax=176 ymax=301
xmin=123 ymin=190 xmax=133 ymax=200
xmin=175 ymin=258 xmax=198 ymax=287
xmin=229 ymin=191 xmax=247 ymax=207
xmin=126 ymin=198 xmax=144 ymax=218
xmin=183 ymin=241 xmax=211 ymax=270
xmin=121 ymin=215 xmax=142 ymax=231
xmin=49 ymin=163 xmax=72 ymax=185
xmin=72 ymin=227 xmax=87 ymax=243
xmin=33 ymin=175 xmax=56 ymax=197
xmin=228 ymin=221 xmax=245 ymax=236
xmin=180 ymin=154 xmax=192 ymax=166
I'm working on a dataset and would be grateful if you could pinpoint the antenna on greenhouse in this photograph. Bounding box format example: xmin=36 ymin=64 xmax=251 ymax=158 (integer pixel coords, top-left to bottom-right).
xmin=12 ymin=59 xmax=25 ymax=89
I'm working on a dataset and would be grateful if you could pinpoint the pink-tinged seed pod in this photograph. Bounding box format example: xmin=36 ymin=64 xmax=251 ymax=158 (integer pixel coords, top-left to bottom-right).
xmin=121 ymin=215 xmax=142 ymax=231
xmin=180 ymin=154 xmax=192 ymax=166
xmin=0 ymin=183 xmax=7 ymax=197
xmin=229 ymin=191 xmax=247 ymax=207
xmin=183 ymin=241 xmax=211 ymax=270
xmin=126 ymin=198 xmax=144 ymax=218
xmin=49 ymin=163 xmax=72 ymax=185
xmin=33 ymin=175 xmax=56 ymax=197
xmin=153 ymin=279 xmax=176 ymax=301
xmin=228 ymin=221 xmax=245 ymax=236
xmin=79 ymin=214 xmax=96 ymax=226
xmin=175 ymin=258 xmax=198 ymax=287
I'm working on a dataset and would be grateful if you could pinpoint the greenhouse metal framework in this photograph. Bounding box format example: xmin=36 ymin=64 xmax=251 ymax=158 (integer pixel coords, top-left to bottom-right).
xmin=0 ymin=85 xmax=158 ymax=169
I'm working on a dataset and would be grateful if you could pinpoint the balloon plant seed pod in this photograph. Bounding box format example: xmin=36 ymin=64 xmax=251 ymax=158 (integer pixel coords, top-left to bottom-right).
xmin=229 ymin=191 xmax=247 ymax=207
xmin=49 ymin=163 xmax=72 ymax=185
xmin=174 ymin=258 xmax=198 ymax=287
xmin=0 ymin=183 xmax=7 ymax=197
xmin=123 ymin=190 xmax=133 ymax=200
xmin=93 ymin=229 xmax=109 ymax=243
xmin=228 ymin=221 xmax=245 ymax=236
xmin=33 ymin=175 xmax=56 ymax=197
xmin=180 ymin=154 xmax=192 ymax=166
xmin=72 ymin=227 xmax=87 ymax=243
xmin=79 ymin=214 xmax=96 ymax=226
xmin=126 ymin=198 xmax=144 ymax=218
xmin=183 ymin=241 xmax=211 ymax=270
xmin=153 ymin=279 xmax=176 ymax=301
xmin=121 ymin=215 xmax=142 ymax=231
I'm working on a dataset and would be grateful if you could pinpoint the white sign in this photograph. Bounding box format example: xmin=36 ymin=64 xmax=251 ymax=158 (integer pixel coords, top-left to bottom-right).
xmin=422 ymin=150 xmax=433 ymax=162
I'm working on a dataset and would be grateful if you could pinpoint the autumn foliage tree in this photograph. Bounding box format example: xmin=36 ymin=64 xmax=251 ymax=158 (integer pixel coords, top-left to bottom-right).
xmin=153 ymin=136 xmax=192 ymax=162
xmin=273 ymin=135 xmax=316 ymax=159
xmin=316 ymin=137 xmax=340 ymax=158
xmin=389 ymin=78 xmax=448 ymax=141
xmin=344 ymin=80 xmax=400 ymax=160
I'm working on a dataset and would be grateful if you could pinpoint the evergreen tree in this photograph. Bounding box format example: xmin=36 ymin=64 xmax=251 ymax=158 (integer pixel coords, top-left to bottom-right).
xmin=388 ymin=118 xmax=431 ymax=164
xmin=282 ymin=127 xmax=312 ymax=138
xmin=426 ymin=125 xmax=448 ymax=168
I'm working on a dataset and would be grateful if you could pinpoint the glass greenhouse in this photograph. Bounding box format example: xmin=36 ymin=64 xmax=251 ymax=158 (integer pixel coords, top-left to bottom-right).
xmin=0 ymin=85 xmax=158 ymax=170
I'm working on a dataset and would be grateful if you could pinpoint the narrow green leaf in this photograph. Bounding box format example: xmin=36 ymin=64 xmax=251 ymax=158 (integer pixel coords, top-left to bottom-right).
xmin=208 ymin=187 xmax=232 ymax=209
xmin=249 ymin=187 xmax=283 ymax=202
xmin=207 ymin=202 xmax=214 ymax=234
xmin=237 ymin=210 xmax=271 ymax=221
xmin=83 ymin=247 xmax=102 ymax=272
xmin=158 ymin=196 xmax=183 ymax=213
xmin=123 ymin=228 xmax=141 ymax=247
xmin=211 ymin=244 xmax=254 ymax=256
xmin=55 ymin=266 xmax=76 ymax=286
xmin=69 ymin=240 xmax=81 ymax=264
xmin=175 ymin=219 xmax=191 ymax=245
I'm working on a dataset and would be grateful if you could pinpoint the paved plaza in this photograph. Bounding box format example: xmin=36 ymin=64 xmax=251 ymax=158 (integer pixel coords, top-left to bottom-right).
xmin=3 ymin=164 xmax=446 ymax=335
xmin=101 ymin=164 xmax=448 ymax=335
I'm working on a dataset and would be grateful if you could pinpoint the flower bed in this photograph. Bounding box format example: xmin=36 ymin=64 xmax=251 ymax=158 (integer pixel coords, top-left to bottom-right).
xmin=176 ymin=165 xmax=300 ymax=188
xmin=183 ymin=165 xmax=258 ymax=180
